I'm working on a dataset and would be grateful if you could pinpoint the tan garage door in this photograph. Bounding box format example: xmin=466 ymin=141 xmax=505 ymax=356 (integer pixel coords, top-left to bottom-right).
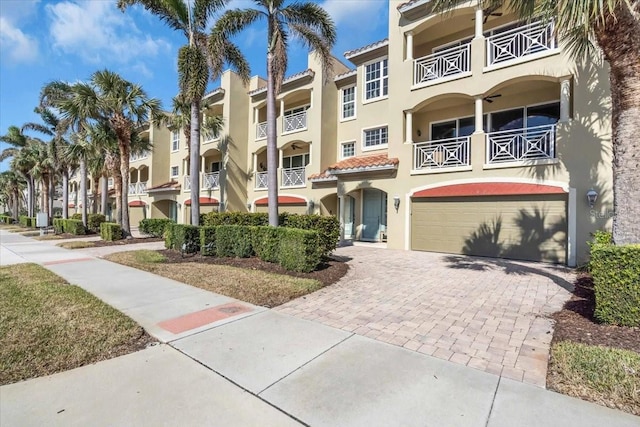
xmin=129 ymin=206 xmax=146 ymax=227
xmin=255 ymin=205 xmax=308 ymax=215
xmin=411 ymin=194 xmax=567 ymax=264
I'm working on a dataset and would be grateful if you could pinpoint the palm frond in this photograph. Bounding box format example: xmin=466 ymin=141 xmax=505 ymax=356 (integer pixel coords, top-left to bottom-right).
xmin=280 ymin=2 xmax=336 ymax=46
xmin=178 ymin=44 xmax=209 ymax=102
xmin=193 ymin=0 xmax=227 ymax=30
xmin=213 ymin=8 xmax=262 ymax=38
xmin=118 ymin=0 xmax=189 ymax=35
xmin=289 ymin=22 xmax=335 ymax=82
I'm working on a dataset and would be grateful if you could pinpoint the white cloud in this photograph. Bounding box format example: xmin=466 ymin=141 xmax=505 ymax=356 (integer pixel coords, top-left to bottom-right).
xmin=46 ymin=1 xmax=171 ymax=65
xmin=0 ymin=16 xmax=39 ymax=64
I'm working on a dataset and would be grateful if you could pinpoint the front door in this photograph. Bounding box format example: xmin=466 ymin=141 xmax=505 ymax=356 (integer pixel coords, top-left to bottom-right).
xmin=169 ymin=201 xmax=178 ymax=222
xmin=362 ymin=189 xmax=386 ymax=241
xmin=344 ymin=196 xmax=355 ymax=239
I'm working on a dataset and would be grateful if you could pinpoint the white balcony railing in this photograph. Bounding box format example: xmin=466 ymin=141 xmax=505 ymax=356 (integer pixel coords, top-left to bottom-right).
xmin=281 ymin=167 xmax=305 ymax=187
xmin=414 ymin=43 xmax=471 ymax=86
xmin=202 ymin=172 xmax=220 ymax=189
xmin=128 ymin=183 xmax=137 ymax=195
xmin=486 ymin=20 xmax=556 ymax=66
xmin=283 ymin=111 xmax=307 ymax=133
xmin=137 ymin=181 xmax=147 ymax=194
xmin=184 ymin=175 xmax=191 ymax=191
xmin=255 ymin=171 xmax=268 ymax=189
xmin=256 ymin=122 xmax=267 ymax=139
xmin=130 ymin=151 xmax=149 ymax=162
xmin=486 ymin=124 xmax=556 ymax=164
xmin=202 ymin=134 xmax=220 ymax=144
xmin=413 ymin=136 xmax=471 ymax=170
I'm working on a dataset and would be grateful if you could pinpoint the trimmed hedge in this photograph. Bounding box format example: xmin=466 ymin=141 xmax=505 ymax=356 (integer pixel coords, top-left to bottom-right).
xmin=0 ymin=215 xmax=12 ymax=224
xmin=277 ymin=228 xmax=322 ymax=273
xmin=140 ymin=218 xmax=175 ymax=238
xmin=71 ymin=213 xmax=82 ymax=220
xmin=200 ymin=227 xmax=217 ymax=256
xmin=166 ymin=224 xmax=200 ymax=254
xmin=202 ymin=212 xmax=269 ymax=227
xmin=250 ymin=226 xmax=280 ymax=263
xmin=216 ymin=225 xmax=253 ymax=258
xmin=87 ymin=214 xmax=106 ymax=233
xmin=591 ymin=243 xmax=640 ymax=327
xmin=53 ymin=218 xmax=65 ymax=234
xmin=100 ymin=222 xmax=122 ymax=241
xmin=63 ymin=219 xmax=86 ymax=235
xmin=19 ymin=216 xmax=35 ymax=228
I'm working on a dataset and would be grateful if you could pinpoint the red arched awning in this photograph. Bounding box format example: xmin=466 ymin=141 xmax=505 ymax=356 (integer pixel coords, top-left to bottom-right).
xmin=412 ymin=182 xmax=566 ymax=198
xmin=255 ymin=195 xmax=307 ymax=206
xmin=128 ymin=200 xmax=147 ymax=207
xmin=184 ymin=197 xmax=219 ymax=206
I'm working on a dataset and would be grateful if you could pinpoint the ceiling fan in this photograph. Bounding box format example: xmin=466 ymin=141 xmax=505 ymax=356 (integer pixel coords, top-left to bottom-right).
xmin=472 ymin=5 xmax=503 ymax=23
xmin=483 ymin=94 xmax=502 ymax=103
xmin=291 ymin=143 xmax=303 ymax=150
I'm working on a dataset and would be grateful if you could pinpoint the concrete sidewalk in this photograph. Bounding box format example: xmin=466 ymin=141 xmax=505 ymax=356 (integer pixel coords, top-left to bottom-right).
xmin=1 ymin=230 xmax=638 ymax=426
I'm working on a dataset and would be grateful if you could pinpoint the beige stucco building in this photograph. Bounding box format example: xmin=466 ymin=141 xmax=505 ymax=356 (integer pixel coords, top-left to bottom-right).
xmin=69 ymin=0 xmax=613 ymax=267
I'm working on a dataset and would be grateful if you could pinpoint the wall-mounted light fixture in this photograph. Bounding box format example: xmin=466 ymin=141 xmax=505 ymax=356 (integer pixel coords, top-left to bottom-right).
xmin=393 ymin=195 xmax=400 ymax=212
xmin=587 ymin=188 xmax=598 ymax=208
xmin=416 ymin=129 xmax=422 ymax=137
xmin=246 ymin=202 xmax=252 ymax=210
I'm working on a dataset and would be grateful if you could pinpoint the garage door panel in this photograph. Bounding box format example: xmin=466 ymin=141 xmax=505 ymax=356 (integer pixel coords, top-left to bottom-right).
xmin=129 ymin=206 xmax=146 ymax=227
xmin=411 ymin=195 xmax=567 ymax=264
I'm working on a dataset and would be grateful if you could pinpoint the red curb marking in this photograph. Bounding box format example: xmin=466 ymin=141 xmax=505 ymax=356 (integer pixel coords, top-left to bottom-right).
xmin=43 ymin=257 xmax=94 ymax=266
xmin=158 ymin=302 xmax=253 ymax=334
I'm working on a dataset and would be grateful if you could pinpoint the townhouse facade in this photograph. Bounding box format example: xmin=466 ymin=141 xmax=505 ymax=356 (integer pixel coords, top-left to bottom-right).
xmin=69 ymin=0 xmax=613 ymax=267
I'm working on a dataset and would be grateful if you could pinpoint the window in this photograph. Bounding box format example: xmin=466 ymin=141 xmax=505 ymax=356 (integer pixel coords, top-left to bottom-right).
xmin=171 ymin=131 xmax=180 ymax=151
xmin=170 ymin=166 xmax=179 ymax=178
xmin=284 ymin=106 xmax=308 ymax=117
xmin=341 ymin=86 xmax=356 ymax=119
xmin=107 ymin=178 xmax=114 ymax=188
xmin=341 ymin=141 xmax=355 ymax=158
xmin=488 ymin=102 xmax=559 ymax=132
xmin=431 ymin=116 xmax=478 ymax=140
xmin=210 ymin=162 xmax=221 ymax=173
xmin=282 ymin=154 xmax=310 ymax=169
xmin=364 ymin=59 xmax=388 ymax=101
xmin=363 ymin=126 xmax=388 ymax=148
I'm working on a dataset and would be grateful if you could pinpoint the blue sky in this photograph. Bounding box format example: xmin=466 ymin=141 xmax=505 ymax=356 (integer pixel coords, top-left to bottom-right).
xmin=0 ymin=0 xmax=389 ymax=171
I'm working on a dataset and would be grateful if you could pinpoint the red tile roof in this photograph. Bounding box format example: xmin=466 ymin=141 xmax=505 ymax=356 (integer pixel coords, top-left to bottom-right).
xmin=412 ymin=182 xmax=567 ymax=198
xmin=128 ymin=200 xmax=147 ymax=207
xmin=309 ymin=154 xmax=399 ymax=180
xmin=255 ymin=195 xmax=307 ymax=206
xmin=147 ymin=181 xmax=181 ymax=192
xmin=184 ymin=197 xmax=219 ymax=206
xmin=344 ymin=38 xmax=389 ymax=59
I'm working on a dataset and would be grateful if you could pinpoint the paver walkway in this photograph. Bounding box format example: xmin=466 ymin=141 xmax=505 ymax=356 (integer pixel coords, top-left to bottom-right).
xmin=278 ymin=245 xmax=575 ymax=387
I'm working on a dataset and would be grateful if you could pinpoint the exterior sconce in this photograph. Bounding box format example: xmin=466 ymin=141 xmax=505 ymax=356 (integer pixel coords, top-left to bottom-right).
xmin=416 ymin=129 xmax=422 ymax=137
xmin=587 ymin=189 xmax=598 ymax=208
xmin=308 ymin=200 xmax=315 ymax=210
xmin=393 ymin=195 xmax=400 ymax=212
xmin=246 ymin=202 xmax=252 ymax=210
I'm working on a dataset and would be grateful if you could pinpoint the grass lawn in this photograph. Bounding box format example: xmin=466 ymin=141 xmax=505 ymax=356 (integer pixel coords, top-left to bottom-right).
xmin=548 ymin=342 xmax=640 ymax=415
xmin=33 ymin=234 xmax=64 ymax=241
xmin=105 ymin=250 xmax=323 ymax=308
xmin=57 ymin=241 xmax=96 ymax=249
xmin=0 ymin=264 xmax=153 ymax=385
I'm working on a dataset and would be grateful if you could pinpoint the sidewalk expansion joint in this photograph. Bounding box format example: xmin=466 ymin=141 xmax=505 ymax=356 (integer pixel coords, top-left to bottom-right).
xmin=484 ymin=375 xmax=501 ymax=427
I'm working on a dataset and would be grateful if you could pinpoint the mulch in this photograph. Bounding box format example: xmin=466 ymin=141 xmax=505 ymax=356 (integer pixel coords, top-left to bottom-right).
xmin=91 ymin=237 xmax=163 ymax=247
xmin=551 ymin=274 xmax=640 ymax=353
xmin=158 ymin=250 xmax=350 ymax=287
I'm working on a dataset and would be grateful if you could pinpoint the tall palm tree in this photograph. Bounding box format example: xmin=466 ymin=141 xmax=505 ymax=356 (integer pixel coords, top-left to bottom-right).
xmin=63 ymin=134 xmax=94 ymax=226
xmin=28 ymin=140 xmax=55 ymax=220
xmin=431 ymin=1 xmax=640 ymax=243
xmin=0 ymin=126 xmax=36 ymax=217
xmin=118 ymin=0 xmax=250 ymax=226
xmin=0 ymin=171 xmax=25 ymax=221
xmin=215 ymin=0 xmax=336 ymax=225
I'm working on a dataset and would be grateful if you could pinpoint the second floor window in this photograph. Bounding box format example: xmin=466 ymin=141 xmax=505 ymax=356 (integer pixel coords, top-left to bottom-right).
xmin=170 ymin=166 xmax=179 ymax=178
xmin=283 ymin=153 xmax=309 ymax=169
xmin=363 ymin=126 xmax=388 ymax=148
xmin=364 ymin=59 xmax=388 ymax=101
xmin=342 ymin=86 xmax=355 ymax=119
xmin=341 ymin=141 xmax=355 ymax=158
xmin=171 ymin=131 xmax=180 ymax=151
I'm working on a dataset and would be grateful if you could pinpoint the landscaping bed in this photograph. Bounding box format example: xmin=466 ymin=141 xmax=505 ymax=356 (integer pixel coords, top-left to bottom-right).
xmin=57 ymin=237 xmax=163 ymax=249
xmin=0 ymin=264 xmax=154 ymax=385
xmin=547 ymin=273 xmax=640 ymax=415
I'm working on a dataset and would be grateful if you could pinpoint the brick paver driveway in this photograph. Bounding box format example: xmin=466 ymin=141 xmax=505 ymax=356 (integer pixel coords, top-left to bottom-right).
xmin=276 ymin=245 xmax=575 ymax=387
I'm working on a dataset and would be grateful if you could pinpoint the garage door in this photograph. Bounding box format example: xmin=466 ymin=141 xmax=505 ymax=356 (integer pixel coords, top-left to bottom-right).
xmin=256 ymin=205 xmax=308 ymax=214
xmin=129 ymin=206 xmax=146 ymax=227
xmin=411 ymin=194 xmax=567 ymax=263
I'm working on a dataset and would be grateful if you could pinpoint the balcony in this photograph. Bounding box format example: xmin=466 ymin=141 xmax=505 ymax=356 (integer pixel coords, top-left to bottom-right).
xmin=413 ymin=137 xmax=471 ymax=172
xmin=128 ymin=181 xmax=148 ymax=195
xmin=256 ymin=122 xmax=267 ymax=140
xmin=255 ymin=171 xmax=268 ymax=189
xmin=486 ymin=124 xmax=556 ymax=165
xmin=486 ymin=20 xmax=556 ymax=67
xmin=137 ymin=181 xmax=147 ymax=194
xmin=184 ymin=175 xmax=191 ymax=192
xmin=283 ymin=110 xmax=307 ymax=134
xmin=281 ymin=167 xmax=306 ymax=188
xmin=130 ymin=151 xmax=149 ymax=162
xmin=202 ymin=172 xmax=220 ymax=189
xmin=128 ymin=183 xmax=137 ymax=195
xmin=413 ymin=43 xmax=471 ymax=87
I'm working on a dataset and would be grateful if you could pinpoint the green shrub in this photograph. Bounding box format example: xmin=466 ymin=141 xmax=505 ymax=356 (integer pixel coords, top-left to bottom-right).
xmin=0 ymin=215 xmax=12 ymax=224
xmin=202 ymin=211 xmax=269 ymax=227
xmin=251 ymin=226 xmax=280 ymax=263
xmin=19 ymin=216 xmax=35 ymax=228
xmin=589 ymin=230 xmax=613 ymax=246
xmin=164 ymin=223 xmax=175 ymax=249
xmin=140 ymin=218 xmax=175 ymax=238
xmin=200 ymin=227 xmax=217 ymax=256
xmin=215 ymin=225 xmax=253 ymax=258
xmin=53 ymin=218 xmax=65 ymax=234
xmin=172 ymin=224 xmax=200 ymax=254
xmin=100 ymin=222 xmax=122 ymax=241
xmin=64 ymin=219 xmax=86 ymax=235
xmin=591 ymin=243 xmax=640 ymax=327
xmin=277 ymin=228 xmax=322 ymax=273
xmin=71 ymin=213 xmax=82 ymax=220
xmin=87 ymin=214 xmax=106 ymax=233
xmin=280 ymin=213 xmax=340 ymax=257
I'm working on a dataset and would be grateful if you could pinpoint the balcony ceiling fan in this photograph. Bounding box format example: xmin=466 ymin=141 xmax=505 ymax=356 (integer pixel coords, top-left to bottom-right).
xmin=483 ymin=94 xmax=502 ymax=103
xmin=472 ymin=5 xmax=503 ymax=23
xmin=291 ymin=143 xmax=303 ymax=150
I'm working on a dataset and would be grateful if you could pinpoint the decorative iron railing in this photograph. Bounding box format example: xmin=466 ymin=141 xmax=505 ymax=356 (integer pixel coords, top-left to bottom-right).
xmin=413 ymin=136 xmax=471 ymax=170
xmin=283 ymin=111 xmax=307 ymax=133
xmin=414 ymin=43 xmax=471 ymax=85
xmin=486 ymin=124 xmax=556 ymax=164
xmin=281 ymin=167 xmax=306 ymax=187
xmin=486 ymin=20 xmax=556 ymax=66
xmin=202 ymin=172 xmax=220 ymax=189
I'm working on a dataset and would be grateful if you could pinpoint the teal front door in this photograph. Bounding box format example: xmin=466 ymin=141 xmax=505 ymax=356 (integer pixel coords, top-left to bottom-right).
xmin=169 ymin=201 xmax=178 ymax=222
xmin=362 ymin=189 xmax=386 ymax=241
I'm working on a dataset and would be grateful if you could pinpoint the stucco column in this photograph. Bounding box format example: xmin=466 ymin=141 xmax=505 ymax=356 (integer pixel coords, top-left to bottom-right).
xmin=474 ymin=96 xmax=484 ymax=133
xmin=252 ymin=152 xmax=258 ymax=173
xmin=338 ymin=195 xmax=345 ymax=242
xmin=406 ymin=31 xmax=414 ymax=61
xmin=560 ymin=77 xmax=571 ymax=122
xmin=309 ymin=89 xmax=314 ymax=109
xmin=405 ymin=110 xmax=413 ymax=143
xmin=278 ymin=148 xmax=284 ymax=188
xmin=253 ymin=107 xmax=258 ymax=124
xmin=475 ymin=7 xmax=484 ymax=38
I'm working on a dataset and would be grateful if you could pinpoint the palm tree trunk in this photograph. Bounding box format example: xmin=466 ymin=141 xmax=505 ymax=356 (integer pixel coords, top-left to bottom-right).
xmin=190 ymin=100 xmax=201 ymax=225
xmin=91 ymin=173 xmax=100 ymax=214
xmin=80 ymin=159 xmax=88 ymax=227
xmin=113 ymin=172 xmax=122 ymax=225
xmin=49 ymin=174 xmax=54 ymax=220
xmin=266 ymin=52 xmax=279 ymax=227
xmin=119 ymin=144 xmax=131 ymax=237
xmin=62 ymin=170 xmax=69 ymax=219
xmin=26 ymin=177 xmax=34 ymax=217
xmin=12 ymin=192 xmax=19 ymax=221
xmin=43 ymin=175 xmax=50 ymax=220
xmin=101 ymin=174 xmax=108 ymax=216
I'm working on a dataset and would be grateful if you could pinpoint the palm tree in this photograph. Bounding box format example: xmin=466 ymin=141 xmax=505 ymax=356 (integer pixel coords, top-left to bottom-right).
xmin=63 ymin=133 xmax=94 ymax=226
xmin=432 ymin=1 xmax=640 ymax=243
xmin=28 ymin=140 xmax=55 ymax=220
xmin=118 ymin=0 xmax=250 ymax=226
xmin=0 ymin=171 xmax=25 ymax=221
xmin=215 ymin=0 xmax=336 ymax=225
xmin=0 ymin=126 xmax=36 ymax=217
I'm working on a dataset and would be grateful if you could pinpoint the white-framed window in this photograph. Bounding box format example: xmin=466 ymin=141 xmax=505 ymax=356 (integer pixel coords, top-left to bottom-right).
xmin=282 ymin=153 xmax=310 ymax=169
xmin=341 ymin=141 xmax=356 ymax=159
xmin=341 ymin=86 xmax=356 ymax=120
xmin=170 ymin=165 xmax=179 ymax=178
xmin=107 ymin=177 xmax=114 ymax=188
xmin=171 ymin=131 xmax=180 ymax=151
xmin=363 ymin=126 xmax=388 ymax=149
xmin=364 ymin=58 xmax=388 ymax=101
xmin=284 ymin=105 xmax=308 ymax=117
